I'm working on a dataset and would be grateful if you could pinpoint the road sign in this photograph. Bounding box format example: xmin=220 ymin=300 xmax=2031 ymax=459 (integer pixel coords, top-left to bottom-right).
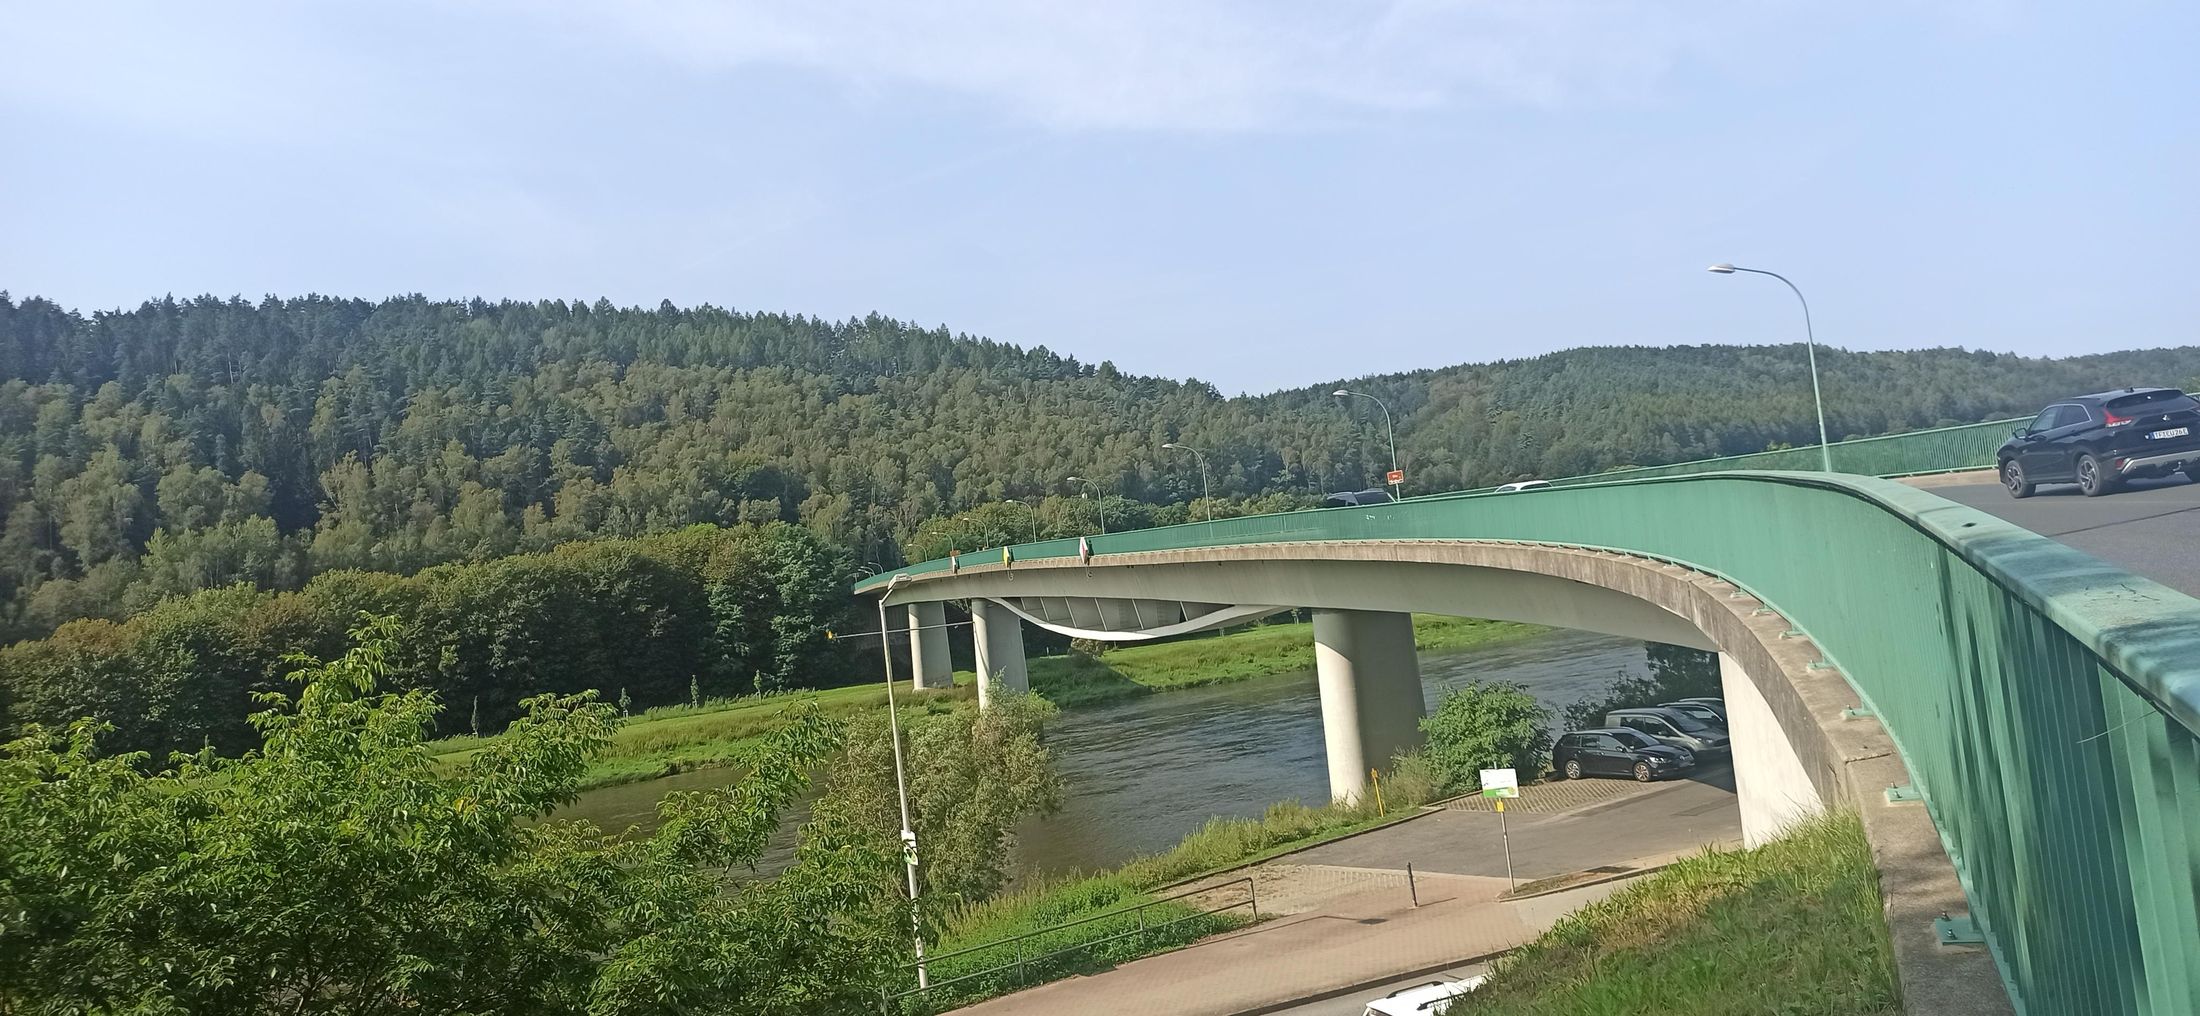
xmin=1481 ymin=768 xmax=1520 ymax=890
xmin=1386 ymin=469 xmax=1405 ymax=485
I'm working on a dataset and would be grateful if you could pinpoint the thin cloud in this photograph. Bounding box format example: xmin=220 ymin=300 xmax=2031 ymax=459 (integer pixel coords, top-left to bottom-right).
xmin=546 ymin=0 xmax=1742 ymax=130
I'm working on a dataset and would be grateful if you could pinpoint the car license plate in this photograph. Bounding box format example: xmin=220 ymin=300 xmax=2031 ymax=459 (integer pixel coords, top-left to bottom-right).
xmin=2151 ymin=427 xmax=2190 ymax=440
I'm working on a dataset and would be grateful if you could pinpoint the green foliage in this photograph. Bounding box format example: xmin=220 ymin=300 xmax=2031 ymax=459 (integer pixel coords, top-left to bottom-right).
xmin=5 ymin=291 xmax=2195 ymax=648
xmin=1563 ymin=643 xmax=1722 ymax=730
xmin=1420 ymin=682 xmax=1555 ymax=789
xmin=0 ymin=619 xmax=909 ymax=1015
xmin=813 ymin=693 xmax=1064 ymax=916
xmin=1452 ymin=811 xmax=1898 ymax=1015
xmin=0 ymin=523 xmax=855 ymax=768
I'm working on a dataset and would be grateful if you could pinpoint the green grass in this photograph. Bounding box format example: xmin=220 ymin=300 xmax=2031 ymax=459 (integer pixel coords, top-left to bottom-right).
xmin=903 ymin=754 xmax=1451 ymax=1012
xmin=1018 ymin=615 xmax=1546 ymax=707
xmin=474 ymin=615 xmax=1545 ymax=788
xmin=429 ymin=682 xmax=971 ymax=790
xmin=1450 ymin=811 xmax=1899 ymax=1016
xmin=906 ymin=875 xmax=1242 ymax=1013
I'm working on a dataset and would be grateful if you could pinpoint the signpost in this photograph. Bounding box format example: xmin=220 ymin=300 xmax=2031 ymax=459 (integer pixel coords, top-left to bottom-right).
xmin=1385 ymin=468 xmax=1405 ymax=486
xmin=1481 ymin=767 xmax=1520 ymax=890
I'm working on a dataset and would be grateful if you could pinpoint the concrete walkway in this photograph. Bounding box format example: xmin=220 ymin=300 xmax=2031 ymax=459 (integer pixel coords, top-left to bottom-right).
xmin=950 ymin=772 xmax=1742 ymax=1016
xmin=949 ymin=872 xmax=1637 ymax=1016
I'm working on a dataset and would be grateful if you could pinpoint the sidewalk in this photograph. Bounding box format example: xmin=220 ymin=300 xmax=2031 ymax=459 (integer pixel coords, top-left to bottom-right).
xmin=948 ymin=871 xmax=1639 ymax=1016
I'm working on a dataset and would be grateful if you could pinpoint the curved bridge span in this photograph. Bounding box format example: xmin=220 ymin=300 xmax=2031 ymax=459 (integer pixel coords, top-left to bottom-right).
xmin=859 ymin=472 xmax=2200 ymax=1016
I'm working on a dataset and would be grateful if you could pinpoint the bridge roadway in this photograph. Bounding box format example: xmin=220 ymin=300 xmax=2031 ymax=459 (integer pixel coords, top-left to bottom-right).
xmin=1928 ymin=473 xmax=2200 ymax=597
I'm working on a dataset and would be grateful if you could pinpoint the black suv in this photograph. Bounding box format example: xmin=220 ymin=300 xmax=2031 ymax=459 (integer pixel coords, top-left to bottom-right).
xmin=1550 ymin=727 xmax=1695 ymax=782
xmin=1997 ymin=388 xmax=2200 ymax=498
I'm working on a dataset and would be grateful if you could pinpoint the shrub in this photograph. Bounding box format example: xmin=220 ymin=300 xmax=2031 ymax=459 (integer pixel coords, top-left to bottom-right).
xmin=1421 ymin=682 xmax=1554 ymax=788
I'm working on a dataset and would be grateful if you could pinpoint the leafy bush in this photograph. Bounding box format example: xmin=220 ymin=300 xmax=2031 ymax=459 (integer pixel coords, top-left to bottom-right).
xmin=1421 ymin=682 xmax=1554 ymax=788
xmin=812 ymin=692 xmax=1064 ymax=913
xmin=0 ymin=619 xmax=909 ymax=1015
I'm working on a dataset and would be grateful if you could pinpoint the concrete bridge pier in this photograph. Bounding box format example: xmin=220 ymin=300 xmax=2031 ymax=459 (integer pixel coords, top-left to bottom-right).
xmin=970 ymin=598 xmax=1030 ymax=709
xmin=906 ymin=601 xmax=954 ymax=690
xmin=1312 ymin=609 xmax=1427 ymax=804
xmin=1719 ymin=651 xmax=1824 ymax=846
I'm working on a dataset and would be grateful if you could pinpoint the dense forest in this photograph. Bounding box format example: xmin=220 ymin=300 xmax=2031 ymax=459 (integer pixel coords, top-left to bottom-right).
xmin=2 ymin=291 xmax=2196 ymax=754
xmin=5 ymin=291 xmax=2197 ymax=648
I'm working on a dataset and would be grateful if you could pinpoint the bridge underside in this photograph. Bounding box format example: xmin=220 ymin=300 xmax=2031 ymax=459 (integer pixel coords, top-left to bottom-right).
xmin=991 ymin=595 xmax=1291 ymax=641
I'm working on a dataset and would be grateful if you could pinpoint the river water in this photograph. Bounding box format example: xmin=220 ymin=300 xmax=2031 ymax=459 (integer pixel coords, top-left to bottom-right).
xmin=553 ymin=628 xmax=1650 ymax=880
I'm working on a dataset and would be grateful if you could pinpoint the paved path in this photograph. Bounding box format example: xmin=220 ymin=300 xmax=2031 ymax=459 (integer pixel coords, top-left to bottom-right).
xmin=1288 ymin=765 xmax=1737 ymax=881
xmin=950 ymin=771 xmax=1738 ymax=1016
xmin=949 ymin=873 xmax=1635 ymax=1016
xmin=1928 ymin=475 xmax=2200 ymax=597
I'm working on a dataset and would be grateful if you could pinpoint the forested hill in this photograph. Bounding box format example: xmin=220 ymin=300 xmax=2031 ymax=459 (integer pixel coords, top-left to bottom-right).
xmin=3 ymin=291 xmax=2196 ymax=642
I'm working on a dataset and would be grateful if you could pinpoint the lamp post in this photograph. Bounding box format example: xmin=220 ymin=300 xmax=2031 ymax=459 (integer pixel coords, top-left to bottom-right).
xmin=1160 ymin=443 xmax=1212 ymax=522
xmin=1707 ymin=264 xmax=1833 ymax=471
xmin=1065 ymin=476 xmax=1106 ymax=535
xmin=1333 ymin=389 xmax=1402 ymax=500
xmin=873 ymin=574 xmax=928 ymax=988
xmin=1003 ymin=498 xmax=1040 ymax=545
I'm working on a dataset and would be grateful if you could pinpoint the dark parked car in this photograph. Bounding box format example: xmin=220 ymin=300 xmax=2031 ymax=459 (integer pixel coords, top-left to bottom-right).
xmin=1551 ymin=727 xmax=1695 ymax=782
xmin=1324 ymin=488 xmax=1395 ymax=507
xmin=1997 ymin=388 xmax=2200 ymax=498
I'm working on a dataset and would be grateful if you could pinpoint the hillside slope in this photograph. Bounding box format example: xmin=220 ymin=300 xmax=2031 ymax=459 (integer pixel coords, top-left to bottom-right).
xmin=2 ymin=291 xmax=2193 ymax=640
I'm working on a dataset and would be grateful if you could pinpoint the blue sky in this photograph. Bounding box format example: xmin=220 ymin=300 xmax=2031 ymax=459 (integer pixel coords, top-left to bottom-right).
xmin=1 ymin=1 xmax=2192 ymax=392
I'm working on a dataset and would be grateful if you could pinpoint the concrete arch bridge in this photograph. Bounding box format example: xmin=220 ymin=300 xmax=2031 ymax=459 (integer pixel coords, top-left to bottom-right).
xmin=859 ymin=472 xmax=2200 ymax=1016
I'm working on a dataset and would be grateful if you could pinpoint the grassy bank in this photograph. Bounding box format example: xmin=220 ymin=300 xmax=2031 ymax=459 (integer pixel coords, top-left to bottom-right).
xmin=908 ymin=875 xmax=1241 ymax=1012
xmin=1019 ymin=614 xmax=1546 ymax=707
xmin=905 ymin=757 xmax=1449 ymax=1013
xmin=431 ymin=681 xmax=971 ymax=790
xmin=445 ymin=614 xmax=1549 ymax=789
xmin=1453 ymin=811 xmax=1899 ymax=1015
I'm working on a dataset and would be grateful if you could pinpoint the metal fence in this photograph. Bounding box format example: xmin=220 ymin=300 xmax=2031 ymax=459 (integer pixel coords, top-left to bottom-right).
xmin=859 ymin=473 xmax=2200 ymax=1014
xmin=886 ymin=876 xmax=1257 ymax=1013
xmin=1538 ymin=416 xmax=2027 ymax=487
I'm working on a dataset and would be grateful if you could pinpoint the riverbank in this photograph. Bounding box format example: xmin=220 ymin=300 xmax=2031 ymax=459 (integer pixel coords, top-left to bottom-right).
xmin=909 ymin=774 xmax=1449 ymax=1013
xmin=443 ymin=614 xmax=1549 ymax=790
xmin=430 ymin=681 xmax=971 ymax=790
xmin=1015 ymin=615 xmax=1546 ymax=707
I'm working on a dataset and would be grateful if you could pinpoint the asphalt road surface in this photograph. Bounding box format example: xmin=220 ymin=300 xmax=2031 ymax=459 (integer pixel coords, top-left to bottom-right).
xmin=1929 ymin=474 xmax=2200 ymax=598
xmin=1289 ymin=765 xmax=1740 ymax=880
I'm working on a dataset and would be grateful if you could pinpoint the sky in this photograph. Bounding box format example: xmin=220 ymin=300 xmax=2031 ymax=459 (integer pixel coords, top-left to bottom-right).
xmin=1 ymin=1 xmax=2193 ymax=393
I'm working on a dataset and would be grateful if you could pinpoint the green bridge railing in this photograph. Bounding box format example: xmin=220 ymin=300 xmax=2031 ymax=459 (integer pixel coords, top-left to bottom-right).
xmin=860 ymin=473 xmax=2200 ymax=1014
xmin=1541 ymin=416 xmax=2027 ymax=487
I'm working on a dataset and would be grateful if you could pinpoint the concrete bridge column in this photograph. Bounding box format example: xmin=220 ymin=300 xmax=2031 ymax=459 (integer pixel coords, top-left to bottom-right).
xmin=1313 ymin=609 xmax=1427 ymax=804
xmin=970 ymin=598 xmax=1030 ymax=709
xmin=906 ymin=601 xmax=954 ymax=691
xmin=1720 ymin=651 xmax=1824 ymax=846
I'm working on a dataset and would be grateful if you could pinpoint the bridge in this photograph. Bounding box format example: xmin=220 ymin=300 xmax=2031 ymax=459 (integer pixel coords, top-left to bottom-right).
xmin=857 ymin=465 xmax=2200 ymax=1016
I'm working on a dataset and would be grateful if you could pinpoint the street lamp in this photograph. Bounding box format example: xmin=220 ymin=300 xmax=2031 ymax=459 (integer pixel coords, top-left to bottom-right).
xmin=1707 ymin=264 xmax=1833 ymax=471
xmin=1002 ymin=498 xmax=1040 ymax=544
xmin=1160 ymin=443 xmax=1212 ymax=522
xmin=1065 ymin=476 xmax=1106 ymax=535
xmin=873 ymin=574 xmax=929 ymax=988
xmin=1333 ymin=389 xmax=1402 ymax=500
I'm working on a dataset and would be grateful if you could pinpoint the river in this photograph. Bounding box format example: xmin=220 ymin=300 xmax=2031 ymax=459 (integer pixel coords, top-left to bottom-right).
xmin=551 ymin=628 xmax=1651 ymax=880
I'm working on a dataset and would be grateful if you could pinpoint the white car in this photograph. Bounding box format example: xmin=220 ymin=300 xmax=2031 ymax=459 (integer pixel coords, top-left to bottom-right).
xmin=1493 ymin=480 xmax=1551 ymax=493
xmin=1363 ymin=973 xmax=1488 ymax=1015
